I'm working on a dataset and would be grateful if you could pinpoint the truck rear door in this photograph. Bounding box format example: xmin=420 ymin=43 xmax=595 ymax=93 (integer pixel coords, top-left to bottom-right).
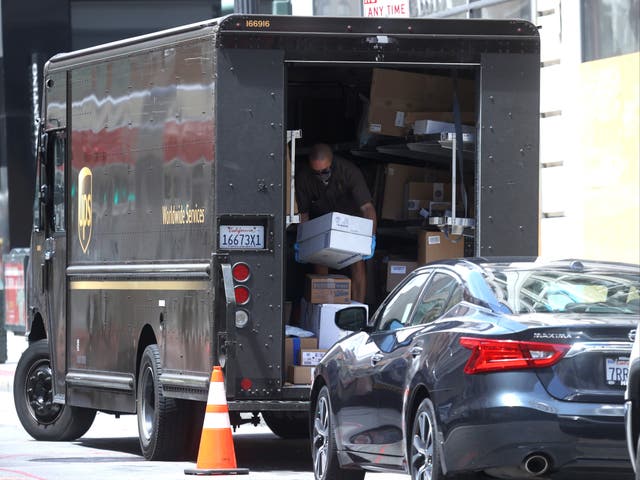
xmin=215 ymin=47 xmax=286 ymax=400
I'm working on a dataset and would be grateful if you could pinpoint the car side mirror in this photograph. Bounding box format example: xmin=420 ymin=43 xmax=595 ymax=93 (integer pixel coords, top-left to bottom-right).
xmin=335 ymin=307 xmax=368 ymax=332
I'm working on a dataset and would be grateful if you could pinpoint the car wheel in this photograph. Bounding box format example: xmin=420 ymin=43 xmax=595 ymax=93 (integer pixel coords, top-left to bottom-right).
xmin=13 ymin=339 xmax=96 ymax=441
xmin=312 ymin=386 xmax=364 ymax=480
xmin=410 ymin=397 xmax=444 ymax=480
xmin=137 ymin=344 xmax=187 ymax=460
xmin=263 ymin=411 xmax=310 ymax=439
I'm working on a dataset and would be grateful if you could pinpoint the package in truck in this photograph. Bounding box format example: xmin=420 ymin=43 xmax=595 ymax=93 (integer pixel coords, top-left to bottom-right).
xmin=305 ymin=274 xmax=351 ymax=304
xmin=418 ymin=231 xmax=464 ymax=265
xmin=296 ymin=212 xmax=373 ymax=269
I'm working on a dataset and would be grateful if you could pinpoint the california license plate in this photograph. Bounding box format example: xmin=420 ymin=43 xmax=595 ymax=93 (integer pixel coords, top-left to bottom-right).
xmin=605 ymin=357 xmax=629 ymax=386
xmin=219 ymin=225 xmax=265 ymax=250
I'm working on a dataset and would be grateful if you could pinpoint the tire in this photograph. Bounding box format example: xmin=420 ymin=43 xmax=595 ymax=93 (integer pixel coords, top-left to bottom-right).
xmin=136 ymin=344 xmax=188 ymax=460
xmin=13 ymin=339 xmax=96 ymax=441
xmin=410 ymin=397 xmax=444 ymax=480
xmin=263 ymin=411 xmax=310 ymax=439
xmin=311 ymin=386 xmax=365 ymax=480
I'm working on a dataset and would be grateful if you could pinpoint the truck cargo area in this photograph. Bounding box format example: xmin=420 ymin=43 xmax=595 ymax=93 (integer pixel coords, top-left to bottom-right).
xmin=284 ymin=63 xmax=477 ymax=311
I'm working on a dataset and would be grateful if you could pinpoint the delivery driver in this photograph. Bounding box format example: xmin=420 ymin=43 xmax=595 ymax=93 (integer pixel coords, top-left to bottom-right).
xmin=295 ymin=143 xmax=377 ymax=303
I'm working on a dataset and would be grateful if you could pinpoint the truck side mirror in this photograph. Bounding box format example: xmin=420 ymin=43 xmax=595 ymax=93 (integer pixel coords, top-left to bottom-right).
xmin=335 ymin=307 xmax=368 ymax=332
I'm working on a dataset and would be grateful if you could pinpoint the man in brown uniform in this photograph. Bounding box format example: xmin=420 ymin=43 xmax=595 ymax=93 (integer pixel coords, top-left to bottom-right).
xmin=296 ymin=143 xmax=377 ymax=303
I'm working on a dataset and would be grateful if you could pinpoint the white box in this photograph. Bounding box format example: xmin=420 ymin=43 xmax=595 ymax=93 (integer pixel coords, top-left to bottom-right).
xmin=300 ymin=350 xmax=327 ymax=366
xmin=297 ymin=212 xmax=373 ymax=242
xmin=297 ymin=230 xmax=372 ymax=270
xmin=413 ymin=120 xmax=475 ymax=137
xmin=304 ymin=301 xmax=369 ymax=349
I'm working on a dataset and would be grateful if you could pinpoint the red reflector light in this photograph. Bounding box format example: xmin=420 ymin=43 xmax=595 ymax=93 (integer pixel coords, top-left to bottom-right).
xmin=232 ymin=262 xmax=251 ymax=282
xmin=459 ymin=337 xmax=570 ymax=374
xmin=240 ymin=378 xmax=253 ymax=391
xmin=234 ymin=285 xmax=251 ymax=305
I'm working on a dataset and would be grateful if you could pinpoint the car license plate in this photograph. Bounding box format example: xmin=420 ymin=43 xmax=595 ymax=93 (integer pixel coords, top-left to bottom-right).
xmin=605 ymin=356 xmax=629 ymax=386
xmin=219 ymin=225 xmax=265 ymax=250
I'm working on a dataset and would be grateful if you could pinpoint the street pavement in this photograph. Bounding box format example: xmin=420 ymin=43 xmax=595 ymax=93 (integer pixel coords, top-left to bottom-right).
xmin=0 ymin=331 xmax=408 ymax=480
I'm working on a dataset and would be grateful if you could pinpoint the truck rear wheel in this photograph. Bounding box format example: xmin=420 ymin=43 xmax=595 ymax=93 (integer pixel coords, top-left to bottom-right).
xmin=263 ymin=411 xmax=310 ymax=439
xmin=137 ymin=344 xmax=189 ymax=460
xmin=13 ymin=339 xmax=96 ymax=441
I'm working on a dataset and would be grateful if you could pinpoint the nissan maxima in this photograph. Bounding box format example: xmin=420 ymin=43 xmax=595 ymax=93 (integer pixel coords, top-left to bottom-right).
xmin=310 ymin=258 xmax=639 ymax=480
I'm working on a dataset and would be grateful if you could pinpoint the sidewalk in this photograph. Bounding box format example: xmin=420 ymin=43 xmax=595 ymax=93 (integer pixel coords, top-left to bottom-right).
xmin=0 ymin=330 xmax=28 ymax=393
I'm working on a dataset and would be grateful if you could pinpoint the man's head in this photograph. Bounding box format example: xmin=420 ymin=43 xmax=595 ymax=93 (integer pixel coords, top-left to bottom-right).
xmin=309 ymin=144 xmax=333 ymax=180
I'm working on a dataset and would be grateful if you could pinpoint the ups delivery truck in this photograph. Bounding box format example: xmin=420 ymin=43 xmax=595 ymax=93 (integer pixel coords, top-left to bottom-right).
xmin=13 ymin=14 xmax=540 ymax=460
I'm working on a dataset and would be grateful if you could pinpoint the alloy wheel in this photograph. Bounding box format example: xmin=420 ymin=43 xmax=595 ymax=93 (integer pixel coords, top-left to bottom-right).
xmin=313 ymin=395 xmax=330 ymax=479
xmin=411 ymin=410 xmax=434 ymax=480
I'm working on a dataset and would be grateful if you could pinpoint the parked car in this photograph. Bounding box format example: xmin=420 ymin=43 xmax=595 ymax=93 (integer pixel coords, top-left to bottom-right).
xmin=625 ymin=321 xmax=640 ymax=479
xmin=310 ymin=258 xmax=639 ymax=480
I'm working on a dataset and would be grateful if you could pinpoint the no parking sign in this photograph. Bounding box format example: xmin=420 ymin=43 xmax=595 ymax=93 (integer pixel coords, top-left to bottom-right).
xmin=363 ymin=0 xmax=410 ymax=17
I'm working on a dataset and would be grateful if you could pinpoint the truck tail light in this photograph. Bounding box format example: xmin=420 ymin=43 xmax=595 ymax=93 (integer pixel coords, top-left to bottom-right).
xmin=459 ymin=337 xmax=570 ymax=374
xmin=232 ymin=262 xmax=251 ymax=282
xmin=234 ymin=285 xmax=251 ymax=305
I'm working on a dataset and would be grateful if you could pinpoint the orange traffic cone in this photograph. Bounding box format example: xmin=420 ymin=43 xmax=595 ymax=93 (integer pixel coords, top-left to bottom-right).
xmin=184 ymin=366 xmax=249 ymax=476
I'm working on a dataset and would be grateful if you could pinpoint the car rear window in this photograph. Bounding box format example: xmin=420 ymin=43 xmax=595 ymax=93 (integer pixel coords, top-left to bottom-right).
xmin=485 ymin=266 xmax=640 ymax=315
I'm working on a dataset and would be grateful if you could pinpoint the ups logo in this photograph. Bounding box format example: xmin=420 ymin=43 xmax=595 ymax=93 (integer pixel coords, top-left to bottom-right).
xmin=78 ymin=167 xmax=92 ymax=253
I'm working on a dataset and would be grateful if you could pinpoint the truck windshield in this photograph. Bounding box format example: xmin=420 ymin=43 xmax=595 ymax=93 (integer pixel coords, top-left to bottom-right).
xmin=484 ymin=265 xmax=640 ymax=315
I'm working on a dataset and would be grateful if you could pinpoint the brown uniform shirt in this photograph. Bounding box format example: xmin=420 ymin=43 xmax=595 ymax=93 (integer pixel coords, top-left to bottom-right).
xmin=295 ymin=156 xmax=372 ymax=219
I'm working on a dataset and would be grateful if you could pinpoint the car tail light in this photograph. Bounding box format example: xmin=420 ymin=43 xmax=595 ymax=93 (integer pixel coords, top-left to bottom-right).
xmin=232 ymin=262 xmax=251 ymax=282
xmin=234 ymin=285 xmax=251 ymax=305
xmin=459 ymin=337 xmax=570 ymax=374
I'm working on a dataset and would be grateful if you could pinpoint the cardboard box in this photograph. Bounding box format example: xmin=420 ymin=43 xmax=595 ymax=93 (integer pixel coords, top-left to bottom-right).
xmin=404 ymin=182 xmax=452 ymax=219
xmin=298 ymin=231 xmax=372 ymax=270
xmin=305 ymin=274 xmax=351 ymax=304
xmin=418 ymin=231 xmax=464 ymax=265
xmin=382 ymin=164 xmax=448 ymax=220
xmin=304 ymin=301 xmax=369 ymax=349
xmin=288 ymin=365 xmax=314 ymax=385
xmin=368 ymin=69 xmax=474 ymax=136
xmin=285 ymin=337 xmax=318 ymax=370
xmin=386 ymin=260 xmax=418 ymax=292
xmin=299 ymin=349 xmax=327 ymax=366
xmin=297 ymin=212 xmax=373 ymax=242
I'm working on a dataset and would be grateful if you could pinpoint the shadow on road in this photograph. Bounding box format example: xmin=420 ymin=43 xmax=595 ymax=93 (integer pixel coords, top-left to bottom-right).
xmin=74 ymin=437 xmax=142 ymax=458
xmin=234 ymin=432 xmax=312 ymax=472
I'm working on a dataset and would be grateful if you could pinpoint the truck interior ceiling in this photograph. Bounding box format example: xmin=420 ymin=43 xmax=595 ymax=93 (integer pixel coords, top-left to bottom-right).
xmin=284 ymin=63 xmax=478 ymax=314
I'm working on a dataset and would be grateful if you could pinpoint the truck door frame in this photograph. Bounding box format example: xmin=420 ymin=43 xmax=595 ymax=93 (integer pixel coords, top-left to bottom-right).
xmin=41 ymin=126 xmax=69 ymax=403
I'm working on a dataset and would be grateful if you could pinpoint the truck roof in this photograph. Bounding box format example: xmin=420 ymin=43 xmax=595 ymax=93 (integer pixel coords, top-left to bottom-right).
xmin=46 ymin=14 xmax=538 ymax=71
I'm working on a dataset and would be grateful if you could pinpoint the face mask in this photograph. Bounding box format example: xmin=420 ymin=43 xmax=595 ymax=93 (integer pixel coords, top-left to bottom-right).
xmin=315 ymin=167 xmax=332 ymax=184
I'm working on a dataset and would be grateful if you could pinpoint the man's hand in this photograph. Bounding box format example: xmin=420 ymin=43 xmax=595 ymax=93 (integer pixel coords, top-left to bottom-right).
xmin=363 ymin=235 xmax=376 ymax=260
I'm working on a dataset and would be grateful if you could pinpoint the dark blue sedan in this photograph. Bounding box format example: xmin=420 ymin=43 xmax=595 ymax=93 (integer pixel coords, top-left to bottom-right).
xmin=310 ymin=258 xmax=640 ymax=480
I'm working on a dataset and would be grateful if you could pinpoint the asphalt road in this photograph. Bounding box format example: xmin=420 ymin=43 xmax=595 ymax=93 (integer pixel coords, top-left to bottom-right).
xmin=1 ymin=332 xmax=407 ymax=480
xmin=0 ymin=332 xmax=633 ymax=480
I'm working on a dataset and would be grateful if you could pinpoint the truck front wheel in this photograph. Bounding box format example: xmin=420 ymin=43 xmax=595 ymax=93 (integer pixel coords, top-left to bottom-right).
xmin=137 ymin=344 xmax=187 ymax=460
xmin=13 ymin=339 xmax=96 ymax=441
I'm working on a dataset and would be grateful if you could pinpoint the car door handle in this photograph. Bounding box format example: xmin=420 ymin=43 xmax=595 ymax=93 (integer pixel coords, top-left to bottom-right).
xmin=371 ymin=353 xmax=384 ymax=365
xmin=410 ymin=346 xmax=423 ymax=358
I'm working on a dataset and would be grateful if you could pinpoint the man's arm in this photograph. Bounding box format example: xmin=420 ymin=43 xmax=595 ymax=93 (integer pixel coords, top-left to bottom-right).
xmin=360 ymin=201 xmax=377 ymax=234
xmin=300 ymin=212 xmax=309 ymax=223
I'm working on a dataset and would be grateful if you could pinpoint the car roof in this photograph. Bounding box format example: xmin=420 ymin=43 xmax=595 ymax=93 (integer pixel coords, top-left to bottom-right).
xmin=415 ymin=257 xmax=640 ymax=278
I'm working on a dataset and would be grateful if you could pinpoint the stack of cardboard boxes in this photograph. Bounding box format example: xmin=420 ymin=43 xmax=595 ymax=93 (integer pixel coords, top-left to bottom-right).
xmin=286 ymin=273 xmax=368 ymax=385
xmin=367 ymin=68 xmax=471 ymax=290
